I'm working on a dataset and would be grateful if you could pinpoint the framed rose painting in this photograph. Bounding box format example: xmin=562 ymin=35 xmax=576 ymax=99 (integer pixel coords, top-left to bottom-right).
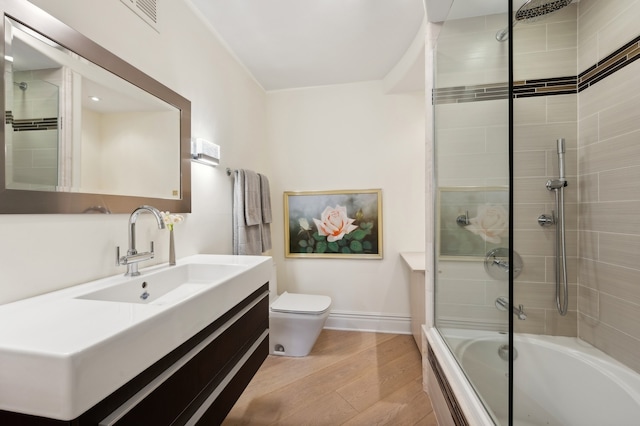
xmin=284 ymin=189 xmax=382 ymax=259
xmin=437 ymin=187 xmax=509 ymax=259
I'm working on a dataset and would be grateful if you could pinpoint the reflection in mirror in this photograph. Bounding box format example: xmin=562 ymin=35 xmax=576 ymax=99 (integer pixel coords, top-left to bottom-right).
xmin=5 ymin=18 xmax=180 ymax=198
xmin=0 ymin=0 xmax=191 ymax=213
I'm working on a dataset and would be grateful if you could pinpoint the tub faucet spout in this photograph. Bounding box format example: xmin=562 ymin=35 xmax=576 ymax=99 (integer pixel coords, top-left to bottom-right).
xmin=116 ymin=205 xmax=165 ymax=276
xmin=495 ymin=296 xmax=527 ymax=320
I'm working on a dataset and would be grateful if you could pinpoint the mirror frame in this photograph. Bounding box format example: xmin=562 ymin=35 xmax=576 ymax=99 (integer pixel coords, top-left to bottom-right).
xmin=0 ymin=0 xmax=191 ymax=214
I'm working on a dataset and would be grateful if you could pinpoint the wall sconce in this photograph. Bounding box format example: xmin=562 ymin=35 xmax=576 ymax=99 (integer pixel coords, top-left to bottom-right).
xmin=191 ymin=138 xmax=220 ymax=167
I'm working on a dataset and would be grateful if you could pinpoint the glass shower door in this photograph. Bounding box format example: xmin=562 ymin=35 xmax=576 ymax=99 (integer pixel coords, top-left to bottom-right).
xmin=432 ymin=0 xmax=511 ymax=424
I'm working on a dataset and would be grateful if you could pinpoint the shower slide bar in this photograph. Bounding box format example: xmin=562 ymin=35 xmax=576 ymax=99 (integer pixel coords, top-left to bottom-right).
xmin=538 ymin=138 xmax=569 ymax=316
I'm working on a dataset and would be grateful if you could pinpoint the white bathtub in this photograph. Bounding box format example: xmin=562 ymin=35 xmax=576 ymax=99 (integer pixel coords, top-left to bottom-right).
xmin=430 ymin=329 xmax=640 ymax=426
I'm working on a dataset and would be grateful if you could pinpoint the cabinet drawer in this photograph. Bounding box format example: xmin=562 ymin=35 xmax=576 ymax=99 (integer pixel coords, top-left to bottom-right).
xmin=98 ymin=285 xmax=269 ymax=426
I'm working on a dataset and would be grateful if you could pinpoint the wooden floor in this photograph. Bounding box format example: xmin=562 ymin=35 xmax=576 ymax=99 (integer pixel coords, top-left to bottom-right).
xmin=222 ymin=329 xmax=437 ymax=426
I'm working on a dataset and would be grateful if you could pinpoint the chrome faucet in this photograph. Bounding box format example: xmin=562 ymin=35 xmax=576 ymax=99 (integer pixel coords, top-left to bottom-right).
xmin=495 ymin=296 xmax=527 ymax=320
xmin=116 ymin=205 xmax=165 ymax=276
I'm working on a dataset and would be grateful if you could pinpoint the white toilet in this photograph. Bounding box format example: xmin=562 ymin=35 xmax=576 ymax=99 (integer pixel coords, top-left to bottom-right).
xmin=268 ymin=271 xmax=332 ymax=357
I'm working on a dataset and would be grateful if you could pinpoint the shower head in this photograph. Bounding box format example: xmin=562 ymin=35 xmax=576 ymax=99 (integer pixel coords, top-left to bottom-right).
xmin=14 ymin=81 xmax=27 ymax=91
xmin=557 ymin=138 xmax=566 ymax=181
xmin=496 ymin=0 xmax=573 ymax=42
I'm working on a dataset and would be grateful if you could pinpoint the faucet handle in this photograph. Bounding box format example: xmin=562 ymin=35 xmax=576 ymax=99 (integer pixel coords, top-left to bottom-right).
xmin=116 ymin=246 xmax=121 ymax=266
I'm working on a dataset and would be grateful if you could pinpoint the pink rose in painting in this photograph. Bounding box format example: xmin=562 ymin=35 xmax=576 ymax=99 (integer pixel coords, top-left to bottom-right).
xmin=313 ymin=205 xmax=358 ymax=242
xmin=465 ymin=204 xmax=508 ymax=244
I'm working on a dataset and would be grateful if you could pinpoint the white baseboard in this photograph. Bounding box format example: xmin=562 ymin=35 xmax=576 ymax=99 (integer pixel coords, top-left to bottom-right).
xmin=324 ymin=310 xmax=411 ymax=334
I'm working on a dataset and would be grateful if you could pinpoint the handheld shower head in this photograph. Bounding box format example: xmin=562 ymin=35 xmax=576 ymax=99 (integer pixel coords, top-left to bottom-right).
xmin=557 ymin=138 xmax=566 ymax=181
xmin=496 ymin=0 xmax=573 ymax=42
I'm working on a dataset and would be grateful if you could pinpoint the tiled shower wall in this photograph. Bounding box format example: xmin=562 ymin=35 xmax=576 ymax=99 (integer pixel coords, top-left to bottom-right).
xmin=435 ymin=5 xmax=578 ymax=333
xmin=435 ymin=0 xmax=640 ymax=372
xmin=512 ymin=3 xmax=578 ymax=336
xmin=577 ymin=0 xmax=640 ymax=373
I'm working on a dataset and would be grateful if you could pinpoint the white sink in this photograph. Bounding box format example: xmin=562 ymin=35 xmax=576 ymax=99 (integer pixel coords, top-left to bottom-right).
xmin=76 ymin=263 xmax=247 ymax=305
xmin=0 ymin=254 xmax=271 ymax=421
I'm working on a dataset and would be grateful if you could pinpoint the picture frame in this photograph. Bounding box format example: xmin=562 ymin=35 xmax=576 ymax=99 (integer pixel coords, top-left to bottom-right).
xmin=284 ymin=189 xmax=382 ymax=259
xmin=437 ymin=186 xmax=509 ymax=260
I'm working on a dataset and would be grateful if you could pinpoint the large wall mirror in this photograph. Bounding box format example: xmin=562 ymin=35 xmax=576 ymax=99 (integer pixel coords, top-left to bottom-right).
xmin=0 ymin=0 xmax=191 ymax=213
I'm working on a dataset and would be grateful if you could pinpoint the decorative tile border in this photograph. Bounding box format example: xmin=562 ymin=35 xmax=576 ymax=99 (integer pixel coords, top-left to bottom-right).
xmin=578 ymin=33 xmax=640 ymax=92
xmin=5 ymin=111 xmax=58 ymax=131
xmin=434 ymin=34 xmax=640 ymax=104
xmin=513 ymin=76 xmax=577 ymax=98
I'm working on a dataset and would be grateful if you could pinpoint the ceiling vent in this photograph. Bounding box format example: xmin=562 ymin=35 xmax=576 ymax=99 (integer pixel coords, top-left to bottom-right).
xmin=120 ymin=0 xmax=158 ymax=32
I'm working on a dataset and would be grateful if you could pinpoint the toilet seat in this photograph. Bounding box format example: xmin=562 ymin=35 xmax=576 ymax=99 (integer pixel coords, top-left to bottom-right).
xmin=270 ymin=292 xmax=331 ymax=315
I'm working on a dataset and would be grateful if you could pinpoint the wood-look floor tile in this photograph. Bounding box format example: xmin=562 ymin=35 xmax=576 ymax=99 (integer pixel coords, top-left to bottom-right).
xmin=222 ymin=330 xmax=434 ymax=426
xmin=336 ymin=348 xmax=422 ymax=412
xmin=341 ymin=377 xmax=436 ymax=426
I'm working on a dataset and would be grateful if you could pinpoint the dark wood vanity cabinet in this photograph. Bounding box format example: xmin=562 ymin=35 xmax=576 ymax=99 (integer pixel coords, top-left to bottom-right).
xmin=0 ymin=284 xmax=270 ymax=426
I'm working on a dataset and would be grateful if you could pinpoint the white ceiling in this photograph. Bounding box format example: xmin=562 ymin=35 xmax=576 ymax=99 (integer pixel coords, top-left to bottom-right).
xmin=187 ymin=0 xmax=426 ymax=91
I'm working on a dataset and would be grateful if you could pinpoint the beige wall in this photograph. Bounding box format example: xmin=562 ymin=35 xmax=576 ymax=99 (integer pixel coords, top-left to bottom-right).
xmin=577 ymin=0 xmax=640 ymax=373
xmin=267 ymin=81 xmax=425 ymax=330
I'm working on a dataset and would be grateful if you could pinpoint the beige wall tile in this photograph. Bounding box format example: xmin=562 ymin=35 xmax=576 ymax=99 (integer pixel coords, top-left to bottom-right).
xmin=513 ymin=25 xmax=547 ymax=54
xmin=579 ymin=315 xmax=640 ymax=374
xmin=579 ymin=258 xmax=640 ymax=305
xmin=547 ymin=20 xmax=577 ymax=51
xmin=514 ymin=204 xmax=547 ymax=230
xmin=599 ymin=293 xmax=640 ymax=340
xmin=545 ymin=310 xmax=578 ymax=336
xmin=577 ymin=0 xmax=638 ymax=62
xmin=577 ymin=32 xmax=598 ymax=73
xmin=514 ymin=150 xmax=546 ymax=177
xmin=598 ymin=92 xmax=640 ymax=142
xmin=578 ymin=173 xmax=598 ymax=203
xmin=514 ymin=122 xmax=577 ymax=151
xmin=514 ymin=308 xmax=546 ymax=334
xmin=436 ymin=127 xmax=487 ymax=156
xmin=514 ymin=48 xmax=577 ymax=81
xmin=436 ymin=100 xmax=508 ymax=129
xmin=577 ymin=113 xmax=598 ymax=148
xmin=515 ymin=282 xmax=577 ymax=310
xmin=581 ymin=200 xmax=640 ymax=234
xmin=514 ymin=97 xmax=546 ymax=125
xmin=580 ymin=131 xmax=640 ymax=175
xmin=578 ymin=285 xmax=599 ymax=318
xmin=547 ymin=94 xmax=578 ymax=123
xmin=596 ymin=0 xmax=640 ymax=62
xmin=600 ymin=166 xmax=640 ymax=202
xmin=578 ymin=230 xmax=598 ymax=261
xmin=598 ymin=233 xmax=640 ymax=269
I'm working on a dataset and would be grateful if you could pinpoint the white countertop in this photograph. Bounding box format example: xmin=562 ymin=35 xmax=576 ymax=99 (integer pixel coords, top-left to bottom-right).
xmin=400 ymin=251 xmax=426 ymax=272
xmin=0 ymin=254 xmax=271 ymax=421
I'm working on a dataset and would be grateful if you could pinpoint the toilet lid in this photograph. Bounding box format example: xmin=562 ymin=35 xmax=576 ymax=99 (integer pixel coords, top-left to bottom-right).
xmin=270 ymin=292 xmax=332 ymax=314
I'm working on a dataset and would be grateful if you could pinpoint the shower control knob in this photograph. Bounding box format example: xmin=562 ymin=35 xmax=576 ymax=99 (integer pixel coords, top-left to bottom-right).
xmin=538 ymin=214 xmax=555 ymax=227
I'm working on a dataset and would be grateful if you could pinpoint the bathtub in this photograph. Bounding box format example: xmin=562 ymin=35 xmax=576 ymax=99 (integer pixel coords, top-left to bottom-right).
xmin=428 ymin=328 xmax=640 ymax=426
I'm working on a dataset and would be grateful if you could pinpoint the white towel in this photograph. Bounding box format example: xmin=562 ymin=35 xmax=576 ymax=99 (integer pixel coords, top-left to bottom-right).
xmin=243 ymin=170 xmax=262 ymax=226
xmin=259 ymin=173 xmax=272 ymax=252
xmin=233 ymin=170 xmax=262 ymax=255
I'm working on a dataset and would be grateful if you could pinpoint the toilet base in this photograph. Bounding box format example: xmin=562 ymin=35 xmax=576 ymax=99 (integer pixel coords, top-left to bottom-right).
xmin=269 ymin=309 xmax=330 ymax=357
